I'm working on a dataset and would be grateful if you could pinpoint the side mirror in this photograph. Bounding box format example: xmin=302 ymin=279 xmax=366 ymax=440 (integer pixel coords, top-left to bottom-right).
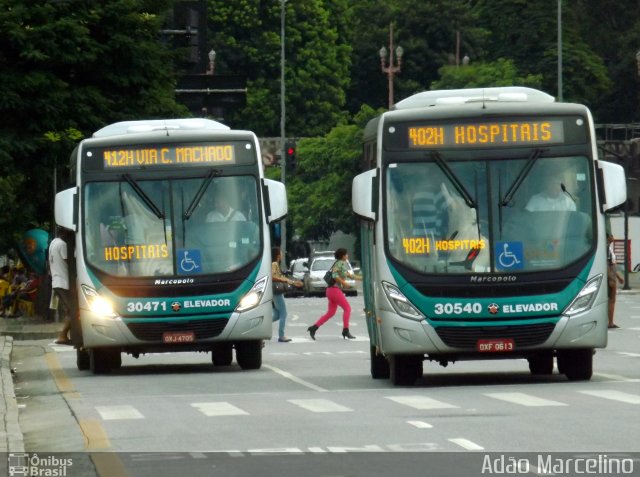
xmin=263 ymin=179 xmax=288 ymax=223
xmin=352 ymin=169 xmax=378 ymax=220
xmin=598 ymin=161 xmax=626 ymax=211
xmin=55 ymin=187 xmax=78 ymax=232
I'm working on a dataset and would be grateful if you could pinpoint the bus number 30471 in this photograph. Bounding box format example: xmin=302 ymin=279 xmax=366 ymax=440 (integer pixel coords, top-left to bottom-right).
xmin=127 ymin=301 xmax=167 ymax=312
xmin=434 ymin=303 xmax=482 ymax=315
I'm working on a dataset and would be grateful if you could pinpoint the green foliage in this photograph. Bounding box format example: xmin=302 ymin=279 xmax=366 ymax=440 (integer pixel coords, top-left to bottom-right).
xmin=432 ymin=58 xmax=543 ymax=90
xmin=0 ymin=0 xmax=188 ymax=252
xmin=208 ymin=0 xmax=351 ymax=136
xmin=287 ymin=105 xmax=380 ymax=240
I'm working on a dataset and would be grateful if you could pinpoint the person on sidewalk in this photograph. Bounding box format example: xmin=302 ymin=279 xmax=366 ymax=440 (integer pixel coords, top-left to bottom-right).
xmin=49 ymin=228 xmax=75 ymax=344
xmin=607 ymin=233 xmax=624 ymax=329
xmin=271 ymin=247 xmax=302 ymax=342
xmin=307 ymin=248 xmax=360 ymax=341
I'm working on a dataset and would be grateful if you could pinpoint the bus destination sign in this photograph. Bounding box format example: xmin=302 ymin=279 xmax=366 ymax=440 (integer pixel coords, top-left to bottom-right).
xmin=407 ymin=120 xmax=565 ymax=149
xmin=102 ymin=144 xmax=236 ymax=169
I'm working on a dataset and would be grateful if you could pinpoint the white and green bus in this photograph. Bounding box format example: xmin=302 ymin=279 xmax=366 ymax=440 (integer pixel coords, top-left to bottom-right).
xmin=352 ymin=87 xmax=626 ymax=385
xmin=55 ymin=119 xmax=287 ymax=374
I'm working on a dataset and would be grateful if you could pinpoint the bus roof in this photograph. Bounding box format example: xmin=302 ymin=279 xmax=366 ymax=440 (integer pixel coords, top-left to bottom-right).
xmin=92 ymin=118 xmax=230 ymax=138
xmin=394 ymin=87 xmax=555 ymax=110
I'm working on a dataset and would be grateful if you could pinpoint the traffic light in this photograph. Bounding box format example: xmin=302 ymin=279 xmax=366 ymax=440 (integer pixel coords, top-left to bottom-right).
xmin=285 ymin=142 xmax=297 ymax=172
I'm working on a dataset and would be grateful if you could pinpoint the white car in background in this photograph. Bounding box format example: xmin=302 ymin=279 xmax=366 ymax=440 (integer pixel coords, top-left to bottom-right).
xmin=302 ymin=256 xmax=357 ymax=297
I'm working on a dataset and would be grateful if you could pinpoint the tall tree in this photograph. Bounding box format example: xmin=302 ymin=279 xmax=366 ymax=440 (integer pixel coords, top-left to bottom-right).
xmin=0 ymin=0 xmax=187 ymax=252
xmin=208 ymin=0 xmax=351 ymax=137
xmin=573 ymin=0 xmax=640 ymax=122
xmin=473 ymin=0 xmax=611 ymax=109
xmin=287 ymin=105 xmax=380 ymax=241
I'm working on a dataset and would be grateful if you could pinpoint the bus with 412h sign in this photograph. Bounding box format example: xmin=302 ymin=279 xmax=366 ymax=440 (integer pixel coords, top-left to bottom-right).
xmin=55 ymin=118 xmax=287 ymax=374
xmin=352 ymin=87 xmax=627 ymax=385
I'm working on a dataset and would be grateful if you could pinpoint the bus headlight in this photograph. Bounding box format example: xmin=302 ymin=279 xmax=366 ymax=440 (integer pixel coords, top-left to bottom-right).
xmin=563 ymin=275 xmax=602 ymax=316
xmin=236 ymin=276 xmax=268 ymax=312
xmin=81 ymin=284 xmax=117 ymax=318
xmin=382 ymin=281 xmax=425 ymax=321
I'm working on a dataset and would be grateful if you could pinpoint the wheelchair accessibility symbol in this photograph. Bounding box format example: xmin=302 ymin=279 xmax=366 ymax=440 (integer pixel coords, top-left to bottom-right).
xmin=178 ymin=249 xmax=202 ymax=274
xmin=495 ymin=242 xmax=524 ymax=270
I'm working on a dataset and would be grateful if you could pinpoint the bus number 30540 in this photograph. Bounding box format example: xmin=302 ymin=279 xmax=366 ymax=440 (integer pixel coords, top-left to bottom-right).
xmin=434 ymin=303 xmax=482 ymax=315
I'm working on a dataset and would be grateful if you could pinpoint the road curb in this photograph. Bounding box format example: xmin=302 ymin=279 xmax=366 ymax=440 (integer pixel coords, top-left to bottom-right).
xmin=0 ymin=335 xmax=25 ymax=453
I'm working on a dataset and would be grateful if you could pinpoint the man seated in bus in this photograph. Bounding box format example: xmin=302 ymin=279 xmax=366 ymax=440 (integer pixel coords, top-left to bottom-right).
xmin=206 ymin=193 xmax=246 ymax=222
xmin=525 ymin=165 xmax=577 ymax=212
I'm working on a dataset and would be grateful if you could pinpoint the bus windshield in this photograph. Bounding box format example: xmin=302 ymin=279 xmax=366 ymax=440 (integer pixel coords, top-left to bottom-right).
xmin=385 ymin=155 xmax=593 ymax=274
xmin=84 ymin=175 xmax=261 ymax=277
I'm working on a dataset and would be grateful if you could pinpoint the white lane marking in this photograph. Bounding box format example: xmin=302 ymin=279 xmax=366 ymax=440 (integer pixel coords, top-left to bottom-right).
xmin=448 ymin=438 xmax=484 ymax=450
xmin=288 ymin=399 xmax=353 ymax=413
xmin=484 ymin=392 xmax=567 ymax=407
xmin=593 ymin=372 xmax=640 ymax=382
xmin=407 ymin=420 xmax=433 ymax=429
xmin=263 ymin=364 xmax=328 ymax=392
xmin=191 ymin=402 xmax=249 ymax=416
xmin=96 ymin=405 xmax=144 ymax=420
xmin=579 ymin=390 xmax=640 ymax=404
xmin=386 ymin=396 xmax=458 ymax=410
xmin=616 ymin=351 xmax=640 ymax=357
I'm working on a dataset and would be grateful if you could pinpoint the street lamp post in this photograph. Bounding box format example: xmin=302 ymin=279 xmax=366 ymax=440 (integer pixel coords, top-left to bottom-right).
xmin=207 ymin=49 xmax=216 ymax=75
xmin=379 ymin=23 xmax=403 ymax=110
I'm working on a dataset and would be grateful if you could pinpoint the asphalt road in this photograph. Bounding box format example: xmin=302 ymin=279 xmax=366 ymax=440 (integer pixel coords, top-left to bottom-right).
xmin=9 ymin=292 xmax=640 ymax=476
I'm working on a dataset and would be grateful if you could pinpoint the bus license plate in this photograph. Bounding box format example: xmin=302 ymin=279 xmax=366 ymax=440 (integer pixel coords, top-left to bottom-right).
xmin=477 ymin=338 xmax=514 ymax=352
xmin=163 ymin=331 xmax=195 ymax=343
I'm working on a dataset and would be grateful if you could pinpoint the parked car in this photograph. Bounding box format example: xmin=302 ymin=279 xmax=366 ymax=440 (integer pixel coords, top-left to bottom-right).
xmin=303 ymin=256 xmax=357 ymax=296
xmin=288 ymin=258 xmax=308 ymax=281
xmin=284 ymin=258 xmax=308 ymax=296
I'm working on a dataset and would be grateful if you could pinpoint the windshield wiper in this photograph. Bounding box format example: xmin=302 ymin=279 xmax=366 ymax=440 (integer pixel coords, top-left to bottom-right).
xmin=183 ymin=169 xmax=222 ymax=220
xmin=122 ymin=173 xmax=165 ymax=219
xmin=431 ymin=151 xmax=476 ymax=209
xmin=500 ymin=148 xmax=544 ymax=207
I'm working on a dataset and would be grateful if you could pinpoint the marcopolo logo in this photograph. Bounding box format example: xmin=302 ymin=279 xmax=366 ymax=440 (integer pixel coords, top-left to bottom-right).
xmin=8 ymin=453 xmax=73 ymax=477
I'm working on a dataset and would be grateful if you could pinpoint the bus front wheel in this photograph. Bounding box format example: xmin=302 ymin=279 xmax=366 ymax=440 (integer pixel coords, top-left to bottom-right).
xmin=76 ymin=349 xmax=90 ymax=371
xmin=528 ymin=352 xmax=554 ymax=375
xmin=212 ymin=343 xmax=233 ymax=366
xmin=389 ymin=354 xmax=422 ymax=386
xmin=557 ymin=349 xmax=593 ymax=381
xmin=89 ymin=348 xmax=121 ymax=374
xmin=235 ymin=340 xmax=262 ymax=370
xmin=370 ymin=346 xmax=390 ymax=379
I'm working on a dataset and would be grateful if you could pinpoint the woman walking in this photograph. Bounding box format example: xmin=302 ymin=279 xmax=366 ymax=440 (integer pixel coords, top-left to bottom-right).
xmin=272 ymin=247 xmax=302 ymax=342
xmin=307 ymin=248 xmax=358 ymax=340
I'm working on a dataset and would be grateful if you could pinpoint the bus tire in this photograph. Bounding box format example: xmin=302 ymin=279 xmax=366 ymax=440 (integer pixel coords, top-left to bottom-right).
xmin=212 ymin=343 xmax=233 ymax=366
xmin=527 ymin=352 xmax=554 ymax=375
xmin=76 ymin=349 xmax=90 ymax=371
xmin=557 ymin=349 xmax=593 ymax=381
xmin=370 ymin=346 xmax=390 ymax=379
xmin=89 ymin=348 xmax=120 ymax=374
xmin=389 ymin=354 xmax=422 ymax=386
xmin=235 ymin=340 xmax=262 ymax=370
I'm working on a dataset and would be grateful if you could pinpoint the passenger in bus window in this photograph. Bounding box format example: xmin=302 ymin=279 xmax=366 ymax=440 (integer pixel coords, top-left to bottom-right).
xmin=206 ymin=193 xmax=246 ymax=222
xmin=525 ymin=164 xmax=577 ymax=212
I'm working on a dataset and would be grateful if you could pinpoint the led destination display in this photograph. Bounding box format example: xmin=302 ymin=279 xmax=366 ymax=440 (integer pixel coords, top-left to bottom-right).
xmin=406 ymin=120 xmax=565 ymax=149
xmin=103 ymin=144 xmax=236 ymax=169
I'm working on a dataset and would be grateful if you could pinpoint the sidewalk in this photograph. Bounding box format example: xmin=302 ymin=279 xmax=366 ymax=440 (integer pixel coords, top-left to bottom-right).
xmin=1 ymin=315 xmax=61 ymax=455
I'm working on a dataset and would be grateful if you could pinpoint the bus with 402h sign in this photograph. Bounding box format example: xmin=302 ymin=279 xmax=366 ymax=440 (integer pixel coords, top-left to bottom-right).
xmin=55 ymin=118 xmax=287 ymax=374
xmin=352 ymin=87 xmax=627 ymax=386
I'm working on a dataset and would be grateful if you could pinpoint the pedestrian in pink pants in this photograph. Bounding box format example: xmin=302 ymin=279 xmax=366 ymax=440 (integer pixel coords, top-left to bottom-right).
xmin=307 ymin=248 xmax=358 ymax=340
